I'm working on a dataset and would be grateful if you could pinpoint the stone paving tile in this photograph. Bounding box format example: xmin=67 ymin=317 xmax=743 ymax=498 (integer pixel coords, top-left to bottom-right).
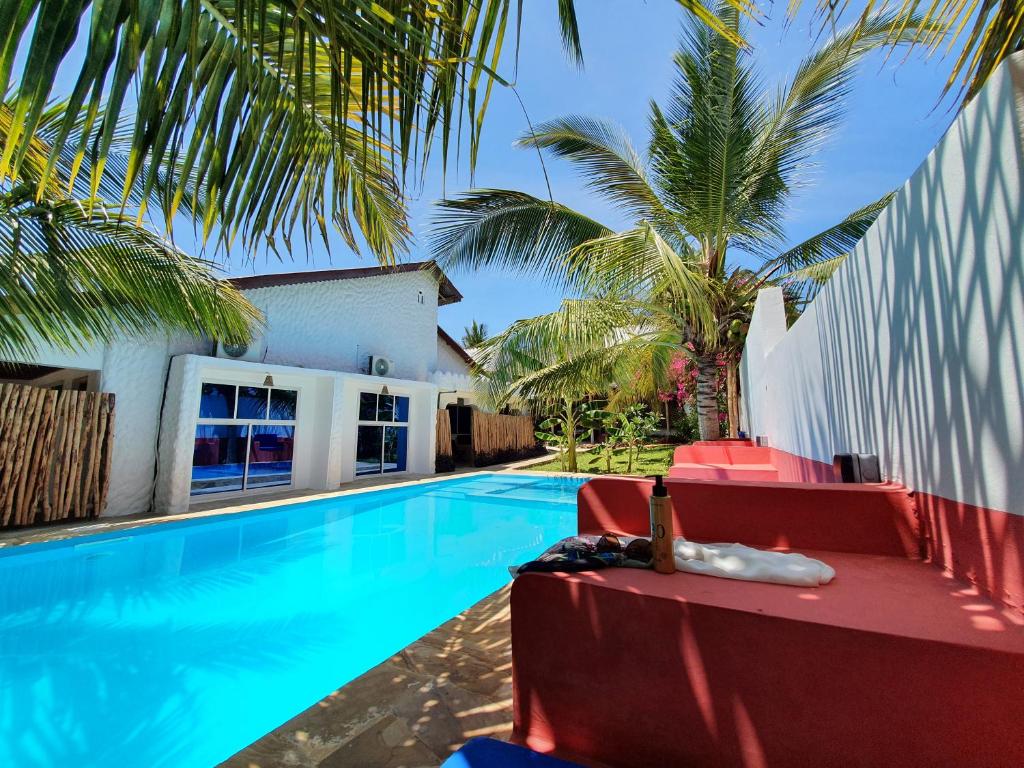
xmin=221 ymin=584 xmax=514 ymax=768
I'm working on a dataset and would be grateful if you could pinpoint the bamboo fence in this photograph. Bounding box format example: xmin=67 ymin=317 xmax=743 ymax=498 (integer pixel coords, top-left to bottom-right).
xmin=0 ymin=383 xmax=115 ymax=528
xmin=436 ymin=409 xmax=453 ymax=458
xmin=470 ymin=411 xmax=538 ymax=465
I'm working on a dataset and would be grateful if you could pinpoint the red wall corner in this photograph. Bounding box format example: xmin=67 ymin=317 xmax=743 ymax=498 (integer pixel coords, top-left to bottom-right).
xmin=917 ymin=491 xmax=1024 ymax=614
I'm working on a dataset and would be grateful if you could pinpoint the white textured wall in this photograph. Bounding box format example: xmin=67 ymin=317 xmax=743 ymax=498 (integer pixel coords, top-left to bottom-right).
xmin=739 ymin=287 xmax=788 ymax=439
xmin=244 ymin=270 xmax=441 ymax=380
xmin=741 ymin=53 xmax=1024 ymax=516
xmin=436 ymin=334 xmax=471 ymax=374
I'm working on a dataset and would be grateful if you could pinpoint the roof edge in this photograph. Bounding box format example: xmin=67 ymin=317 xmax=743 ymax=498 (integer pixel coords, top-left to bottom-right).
xmin=227 ymin=260 xmax=462 ymax=305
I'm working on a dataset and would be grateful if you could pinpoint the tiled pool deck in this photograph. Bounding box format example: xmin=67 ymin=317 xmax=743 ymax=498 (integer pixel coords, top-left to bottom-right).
xmin=221 ymin=584 xmax=515 ymax=768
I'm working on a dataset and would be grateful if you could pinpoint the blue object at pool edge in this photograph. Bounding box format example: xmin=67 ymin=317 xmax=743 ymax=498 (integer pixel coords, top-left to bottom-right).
xmin=441 ymin=737 xmax=584 ymax=767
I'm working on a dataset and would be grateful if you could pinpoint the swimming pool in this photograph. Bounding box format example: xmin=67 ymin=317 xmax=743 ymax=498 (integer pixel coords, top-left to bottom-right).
xmin=0 ymin=473 xmax=585 ymax=768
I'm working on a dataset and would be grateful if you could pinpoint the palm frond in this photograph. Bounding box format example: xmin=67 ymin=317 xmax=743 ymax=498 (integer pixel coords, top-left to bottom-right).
xmin=651 ymin=4 xmax=777 ymax=264
xmin=761 ymin=190 xmax=894 ymax=274
xmin=778 ymin=252 xmax=849 ymax=305
xmin=515 ymin=115 xmax=671 ymax=223
xmin=563 ymin=223 xmax=718 ymax=342
xmin=0 ymin=193 xmax=261 ymax=360
xmin=733 ymin=11 xmax=927 ymax=259
xmin=799 ymin=0 xmax=1022 ymax=106
xmin=430 ymin=189 xmax=611 ymax=285
xmin=0 ymin=1 xmax=588 ymax=262
xmin=477 ymin=297 xmax=677 ymax=404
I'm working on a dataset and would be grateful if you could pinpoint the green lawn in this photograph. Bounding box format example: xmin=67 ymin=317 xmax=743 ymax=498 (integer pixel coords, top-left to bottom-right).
xmin=518 ymin=444 xmax=676 ymax=476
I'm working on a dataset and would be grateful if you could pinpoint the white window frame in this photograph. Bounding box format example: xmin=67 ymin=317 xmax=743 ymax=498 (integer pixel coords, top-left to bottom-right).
xmin=355 ymin=391 xmax=411 ymax=476
xmin=192 ymin=381 xmax=299 ymax=497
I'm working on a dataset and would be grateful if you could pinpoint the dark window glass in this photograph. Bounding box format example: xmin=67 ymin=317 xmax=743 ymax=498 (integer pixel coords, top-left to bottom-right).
xmin=269 ymin=389 xmax=297 ymax=421
xmin=191 ymin=425 xmax=248 ymax=495
xmin=200 ymin=383 xmax=236 ymax=419
xmin=382 ymin=426 xmax=408 ymax=473
xmin=356 ymin=425 xmax=383 ymax=475
xmin=237 ymin=386 xmax=268 ymax=419
xmin=359 ymin=393 xmax=378 ymax=421
xmin=248 ymin=425 xmax=295 ymax=489
xmin=394 ymin=396 xmax=410 ymax=422
xmin=377 ymin=394 xmax=395 ymax=422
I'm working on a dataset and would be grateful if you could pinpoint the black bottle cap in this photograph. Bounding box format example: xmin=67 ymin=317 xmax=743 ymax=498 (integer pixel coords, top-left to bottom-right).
xmin=649 ymin=475 xmax=668 ymax=498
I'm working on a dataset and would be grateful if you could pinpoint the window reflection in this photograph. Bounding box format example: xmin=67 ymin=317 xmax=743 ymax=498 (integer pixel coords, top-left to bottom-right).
xmin=237 ymin=386 xmax=268 ymax=419
xmin=269 ymin=389 xmax=297 ymax=421
xmin=247 ymin=425 xmax=295 ymax=489
xmin=199 ymin=383 xmax=236 ymax=419
xmin=191 ymin=425 xmax=248 ymax=494
xmin=356 ymin=425 xmax=383 ymax=475
xmin=359 ymin=393 xmax=378 ymax=421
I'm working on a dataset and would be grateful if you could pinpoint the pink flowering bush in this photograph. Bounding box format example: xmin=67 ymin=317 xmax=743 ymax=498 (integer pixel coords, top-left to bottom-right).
xmin=658 ymin=345 xmax=728 ymax=408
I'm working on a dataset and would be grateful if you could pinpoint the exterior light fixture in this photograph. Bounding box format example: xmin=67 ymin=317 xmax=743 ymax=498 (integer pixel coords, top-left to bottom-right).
xmin=263 ymin=375 xmax=275 ymax=387
xmin=380 ymin=385 xmax=390 ymax=396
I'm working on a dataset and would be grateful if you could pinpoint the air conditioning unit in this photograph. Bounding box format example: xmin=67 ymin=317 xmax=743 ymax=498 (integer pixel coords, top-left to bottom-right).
xmin=216 ymin=337 xmax=265 ymax=362
xmin=369 ymin=356 xmax=394 ymax=377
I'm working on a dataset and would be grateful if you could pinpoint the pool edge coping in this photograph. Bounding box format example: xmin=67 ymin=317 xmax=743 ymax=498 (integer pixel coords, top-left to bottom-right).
xmin=0 ymin=468 xmax=596 ymax=552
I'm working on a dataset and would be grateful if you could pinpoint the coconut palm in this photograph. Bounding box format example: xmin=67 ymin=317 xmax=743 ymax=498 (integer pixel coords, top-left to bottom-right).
xmin=432 ymin=6 xmax=915 ymax=439
xmin=462 ymin=320 xmax=489 ymax=348
xmin=1 ymin=98 xmax=261 ymax=360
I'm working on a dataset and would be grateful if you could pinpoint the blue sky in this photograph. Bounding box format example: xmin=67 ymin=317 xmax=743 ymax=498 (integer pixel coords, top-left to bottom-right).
xmin=47 ymin=2 xmax=956 ymax=343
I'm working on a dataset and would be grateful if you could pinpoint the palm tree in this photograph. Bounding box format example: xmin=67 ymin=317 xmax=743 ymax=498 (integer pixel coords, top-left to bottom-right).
xmin=462 ymin=320 xmax=489 ymax=348
xmin=432 ymin=6 xmax=915 ymax=440
xmin=1 ymin=98 xmax=261 ymax=360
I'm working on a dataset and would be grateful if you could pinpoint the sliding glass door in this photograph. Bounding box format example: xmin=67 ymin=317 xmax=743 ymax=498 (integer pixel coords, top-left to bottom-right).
xmin=356 ymin=392 xmax=409 ymax=476
xmin=191 ymin=383 xmax=298 ymax=496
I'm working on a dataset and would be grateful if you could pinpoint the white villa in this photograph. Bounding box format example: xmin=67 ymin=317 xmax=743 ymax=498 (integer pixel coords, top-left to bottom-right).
xmin=0 ymin=262 xmax=479 ymax=517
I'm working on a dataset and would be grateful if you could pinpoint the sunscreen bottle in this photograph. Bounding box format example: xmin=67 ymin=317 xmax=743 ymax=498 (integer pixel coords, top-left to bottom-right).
xmin=649 ymin=475 xmax=675 ymax=574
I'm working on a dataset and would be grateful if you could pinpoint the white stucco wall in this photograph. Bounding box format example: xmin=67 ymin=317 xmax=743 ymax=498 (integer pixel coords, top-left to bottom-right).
xmin=739 ymin=287 xmax=788 ymax=440
xmin=741 ymin=52 xmax=1024 ymax=516
xmin=242 ymin=270 xmax=441 ymax=380
xmin=154 ymin=355 xmax=440 ymax=516
xmin=436 ymin=333 xmax=471 ymax=374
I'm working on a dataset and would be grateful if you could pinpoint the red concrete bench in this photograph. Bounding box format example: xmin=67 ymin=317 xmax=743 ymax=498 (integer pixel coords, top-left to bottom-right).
xmin=669 ymin=444 xmax=780 ymax=482
xmin=510 ymin=477 xmax=1024 ymax=768
xmin=693 ymin=439 xmax=756 ymax=447
xmin=669 ymin=444 xmax=835 ymax=483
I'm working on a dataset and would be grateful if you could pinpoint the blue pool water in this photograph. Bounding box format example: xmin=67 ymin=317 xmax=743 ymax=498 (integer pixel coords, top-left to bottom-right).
xmin=0 ymin=473 xmax=585 ymax=768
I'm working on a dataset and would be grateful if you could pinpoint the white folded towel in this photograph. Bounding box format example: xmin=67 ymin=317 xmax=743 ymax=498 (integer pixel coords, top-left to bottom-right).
xmin=673 ymin=538 xmax=835 ymax=587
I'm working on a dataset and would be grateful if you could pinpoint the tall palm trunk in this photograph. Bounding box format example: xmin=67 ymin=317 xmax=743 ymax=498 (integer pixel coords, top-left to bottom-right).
xmin=564 ymin=398 xmax=579 ymax=472
xmin=695 ymin=355 xmax=720 ymax=440
xmin=726 ymin=358 xmax=741 ymax=438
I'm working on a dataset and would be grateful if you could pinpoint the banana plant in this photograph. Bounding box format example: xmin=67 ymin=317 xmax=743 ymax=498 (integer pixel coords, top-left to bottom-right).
xmin=535 ymin=399 xmax=605 ymax=473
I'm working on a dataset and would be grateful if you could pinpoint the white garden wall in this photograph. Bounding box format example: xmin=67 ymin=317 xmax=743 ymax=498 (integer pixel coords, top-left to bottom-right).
xmin=741 ymin=52 xmax=1024 ymax=516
